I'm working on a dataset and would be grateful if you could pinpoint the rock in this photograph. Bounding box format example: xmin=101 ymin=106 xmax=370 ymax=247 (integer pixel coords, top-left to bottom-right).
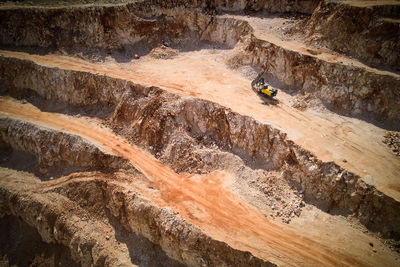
xmin=149 ymin=45 xmax=178 ymax=59
xmin=304 ymin=1 xmax=400 ymax=71
xmin=383 ymin=131 xmax=400 ymax=157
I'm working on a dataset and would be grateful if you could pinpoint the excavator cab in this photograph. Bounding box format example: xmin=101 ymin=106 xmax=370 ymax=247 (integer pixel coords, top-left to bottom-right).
xmin=251 ymin=71 xmax=278 ymax=98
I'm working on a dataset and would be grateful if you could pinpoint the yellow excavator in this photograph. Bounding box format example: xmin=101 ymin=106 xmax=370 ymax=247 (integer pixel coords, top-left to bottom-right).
xmin=251 ymin=71 xmax=278 ymax=98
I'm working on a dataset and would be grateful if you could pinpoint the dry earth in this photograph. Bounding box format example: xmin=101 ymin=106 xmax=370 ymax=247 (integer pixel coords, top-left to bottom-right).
xmin=0 ymin=0 xmax=400 ymax=266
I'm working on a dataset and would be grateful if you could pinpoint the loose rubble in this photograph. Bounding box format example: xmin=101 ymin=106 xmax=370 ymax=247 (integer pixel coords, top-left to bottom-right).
xmin=149 ymin=45 xmax=179 ymax=59
xmin=383 ymin=131 xmax=400 ymax=157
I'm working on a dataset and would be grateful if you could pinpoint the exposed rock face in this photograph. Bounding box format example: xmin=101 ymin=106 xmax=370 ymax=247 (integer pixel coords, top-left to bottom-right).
xmin=0 ymin=119 xmax=132 ymax=178
xmin=152 ymin=0 xmax=320 ymax=14
xmin=304 ymin=1 xmax=400 ymax=71
xmin=0 ymin=215 xmax=79 ymax=267
xmin=1 ymin=56 xmax=400 ymax=239
xmin=227 ymin=35 xmax=400 ymax=127
xmin=0 ymin=4 xmax=252 ymax=56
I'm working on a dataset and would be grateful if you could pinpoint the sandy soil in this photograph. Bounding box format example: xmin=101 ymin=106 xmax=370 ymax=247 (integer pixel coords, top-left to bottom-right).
xmin=1 ymin=49 xmax=398 ymax=203
xmin=1 ymin=97 xmax=399 ymax=266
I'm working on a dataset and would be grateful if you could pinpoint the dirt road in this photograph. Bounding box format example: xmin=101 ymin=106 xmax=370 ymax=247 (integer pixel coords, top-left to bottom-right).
xmin=2 ymin=97 xmax=395 ymax=266
xmin=1 ymin=49 xmax=398 ymax=202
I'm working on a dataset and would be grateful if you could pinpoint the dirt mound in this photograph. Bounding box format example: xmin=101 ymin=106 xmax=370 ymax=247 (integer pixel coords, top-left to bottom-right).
xmin=149 ymin=45 xmax=179 ymax=59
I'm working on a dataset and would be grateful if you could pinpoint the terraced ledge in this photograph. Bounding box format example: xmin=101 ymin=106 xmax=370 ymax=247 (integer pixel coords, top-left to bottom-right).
xmin=227 ymin=33 xmax=400 ymax=127
xmin=1 ymin=55 xmax=399 ymax=240
xmin=0 ymin=1 xmax=398 ymax=126
xmin=0 ymin=168 xmax=272 ymax=266
xmin=1 ymin=1 xmax=400 ymax=265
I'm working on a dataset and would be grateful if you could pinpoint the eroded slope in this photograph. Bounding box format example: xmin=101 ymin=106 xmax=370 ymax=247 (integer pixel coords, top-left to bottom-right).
xmin=1 ymin=0 xmax=400 ymax=266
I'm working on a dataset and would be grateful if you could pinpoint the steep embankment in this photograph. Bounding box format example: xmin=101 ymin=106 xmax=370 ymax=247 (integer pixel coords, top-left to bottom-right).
xmin=1 ymin=54 xmax=399 ymax=240
xmin=0 ymin=118 xmax=132 ymax=179
xmin=304 ymin=0 xmax=400 ymax=71
xmin=0 ymin=3 xmax=251 ymax=55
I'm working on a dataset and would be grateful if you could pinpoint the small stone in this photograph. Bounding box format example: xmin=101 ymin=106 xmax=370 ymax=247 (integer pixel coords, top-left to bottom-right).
xmin=369 ymin=242 xmax=374 ymax=247
xmin=106 ymin=235 xmax=110 ymax=240
xmin=21 ymin=99 xmax=27 ymax=104
xmin=134 ymin=54 xmax=140 ymax=59
xmin=343 ymin=159 xmax=347 ymax=163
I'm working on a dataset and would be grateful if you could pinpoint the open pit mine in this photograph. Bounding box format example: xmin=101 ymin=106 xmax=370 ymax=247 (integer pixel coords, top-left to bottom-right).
xmin=0 ymin=0 xmax=399 ymax=266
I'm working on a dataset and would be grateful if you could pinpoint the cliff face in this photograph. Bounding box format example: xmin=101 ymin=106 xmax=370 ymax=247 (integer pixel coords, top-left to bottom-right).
xmin=151 ymin=0 xmax=320 ymax=14
xmin=0 ymin=4 xmax=252 ymax=56
xmin=0 ymin=118 xmax=132 ymax=178
xmin=304 ymin=1 xmax=400 ymax=71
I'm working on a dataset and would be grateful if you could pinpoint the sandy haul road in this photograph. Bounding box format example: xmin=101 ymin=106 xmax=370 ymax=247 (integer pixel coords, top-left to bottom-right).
xmin=1 ymin=97 xmax=394 ymax=266
xmin=1 ymin=49 xmax=399 ymax=202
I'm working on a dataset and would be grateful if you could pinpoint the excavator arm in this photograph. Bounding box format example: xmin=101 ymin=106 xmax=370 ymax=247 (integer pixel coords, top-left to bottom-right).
xmin=251 ymin=71 xmax=265 ymax=91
